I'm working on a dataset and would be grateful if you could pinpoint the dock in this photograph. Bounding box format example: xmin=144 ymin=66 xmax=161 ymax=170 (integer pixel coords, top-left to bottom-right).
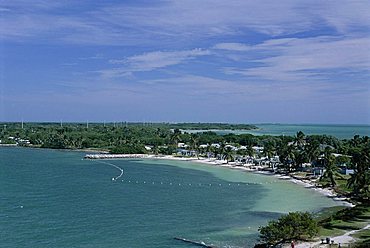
xmin=84 ymin=154 xmax=149 ymax=159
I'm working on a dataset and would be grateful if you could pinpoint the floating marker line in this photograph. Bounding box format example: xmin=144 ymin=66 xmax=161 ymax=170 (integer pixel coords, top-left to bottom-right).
xmin=93 ymin=160 xmax=124 ymax=181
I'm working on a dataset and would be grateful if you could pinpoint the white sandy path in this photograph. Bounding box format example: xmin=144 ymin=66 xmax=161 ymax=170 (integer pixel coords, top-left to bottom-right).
xmin=294 ymin=224 xmax=370 ymax=248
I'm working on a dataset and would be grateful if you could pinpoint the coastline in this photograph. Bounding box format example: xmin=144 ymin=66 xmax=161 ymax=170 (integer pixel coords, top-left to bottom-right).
xmin=85 ymin=153 xmax=362 ymax=247
xmin=84 ymin=153 xmax=354 ymax=207
xmin=2 ymin=146 xmax=363 ymax=246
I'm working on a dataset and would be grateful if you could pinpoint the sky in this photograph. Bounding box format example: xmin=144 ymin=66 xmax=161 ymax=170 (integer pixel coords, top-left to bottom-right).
xmin=0 ymin=0 xmax=369 ymax=124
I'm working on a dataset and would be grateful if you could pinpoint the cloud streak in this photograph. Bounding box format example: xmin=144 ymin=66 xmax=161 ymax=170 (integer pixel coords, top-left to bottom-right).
xmin=111 ymin=49 xmax=210 ymax=71
xmin=1 ymin=1 xmax=370 ymax=45
xmin=220 ymin=36 xmax=370 ymax=81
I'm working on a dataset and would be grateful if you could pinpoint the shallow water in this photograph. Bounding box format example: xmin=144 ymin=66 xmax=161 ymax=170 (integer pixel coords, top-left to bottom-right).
xmin=0 ymin=147 xmax=343 ymax=247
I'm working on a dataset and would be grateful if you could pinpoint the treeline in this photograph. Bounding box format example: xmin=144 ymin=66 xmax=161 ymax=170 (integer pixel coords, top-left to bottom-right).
xmin=1 ymin=123 xmax=369 ymax=201
xmin=164 ymin=122 xmax=257 ymax=130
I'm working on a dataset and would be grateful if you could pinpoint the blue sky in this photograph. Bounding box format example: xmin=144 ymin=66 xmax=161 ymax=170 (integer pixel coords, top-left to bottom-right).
xmin=0 ymin=0 xmax=369 ymax=124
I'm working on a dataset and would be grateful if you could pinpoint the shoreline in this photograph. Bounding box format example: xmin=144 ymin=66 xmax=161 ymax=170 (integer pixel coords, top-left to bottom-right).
xmin=3 ymin=146 xmax=363 ymax=246
xmin=86 ymin=153 xmax=362 ymax=247
xmin=84 ymin=153 xmax=354 ymax=207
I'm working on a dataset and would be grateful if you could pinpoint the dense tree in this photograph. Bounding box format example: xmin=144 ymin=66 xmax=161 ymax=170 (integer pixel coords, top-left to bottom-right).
xmin=258 ymin=212 xmax=318 ymax=246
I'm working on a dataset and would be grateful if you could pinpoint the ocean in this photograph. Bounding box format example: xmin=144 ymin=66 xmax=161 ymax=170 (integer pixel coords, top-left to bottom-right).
xmin=0 ymin=147 xmax=344 ymax=247
xmin=184 ymin=124 xmax=370 ymax=139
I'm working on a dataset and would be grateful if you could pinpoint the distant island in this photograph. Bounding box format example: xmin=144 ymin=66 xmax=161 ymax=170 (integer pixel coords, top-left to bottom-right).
xmin=166 ymin=122 xmax=258 ymax=130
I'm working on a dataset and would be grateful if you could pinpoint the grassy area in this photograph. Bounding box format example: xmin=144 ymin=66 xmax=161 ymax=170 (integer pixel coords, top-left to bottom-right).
xmin=352 ymin=228 xmax=370 ymax=244
xmin=317 ymin=204 xmax=370 ymax=245
xmin=318 ymin=174 xmax=351 ymax=194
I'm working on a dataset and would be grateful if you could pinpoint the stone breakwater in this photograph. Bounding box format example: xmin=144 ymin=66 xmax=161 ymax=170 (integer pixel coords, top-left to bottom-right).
xmin=84 ymin=153 xmax=149 ymax=159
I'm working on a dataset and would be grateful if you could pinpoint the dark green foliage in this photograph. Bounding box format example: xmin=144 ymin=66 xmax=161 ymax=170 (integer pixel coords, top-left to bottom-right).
xmin=258 ymin=212 xmax=318 ymax=246
xmin=320 ymin=147 xmax=338 ymax=188
xmin=110 ymin=143 xmax=146 ymax=154
xmin=163 ymin=122 xmax=258 ymax=130
xmin=347 ymin=141 xmax=370 ymax=200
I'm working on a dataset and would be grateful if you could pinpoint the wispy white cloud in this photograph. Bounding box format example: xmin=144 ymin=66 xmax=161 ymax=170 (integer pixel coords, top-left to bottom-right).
xmin=213 ymin=43 xmax=251 ymax=51
xmin=1 ymin=1 xmax=370 ymax=45
xmin=221 ymin=36 xmax=370 ymax=81
xmin=117 ymin=49 xmax=210 ymax=70
xmin=100 ymin=48 xmax=210 ymax=77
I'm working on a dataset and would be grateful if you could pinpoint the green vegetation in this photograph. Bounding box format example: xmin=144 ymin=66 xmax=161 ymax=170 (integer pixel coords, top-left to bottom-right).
xmin=162 ymin=122 xmax=258 ymax=130
xmin=1 ymin=122 xmax=369 ymax=247
xmin=318 ymin=204 xmax=370 ymax=245
xmin=258 ymin=212 xmax=318 ymax=246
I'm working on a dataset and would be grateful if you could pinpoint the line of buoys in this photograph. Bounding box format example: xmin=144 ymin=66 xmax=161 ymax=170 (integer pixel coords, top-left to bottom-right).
xmin=117 ymin=180 xmax=281 ymax=188
xmin=88 ymin=159 xmax=280 ymax=187
xmin=93 ymin=160 xmax=124 ymax=181
xmin=119 ymin=180 xmax=260 ymax=188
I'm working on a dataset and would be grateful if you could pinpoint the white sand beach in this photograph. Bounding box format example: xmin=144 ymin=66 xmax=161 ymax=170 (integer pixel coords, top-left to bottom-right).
xmin=85 ymin=153 xmax=354 ymax=207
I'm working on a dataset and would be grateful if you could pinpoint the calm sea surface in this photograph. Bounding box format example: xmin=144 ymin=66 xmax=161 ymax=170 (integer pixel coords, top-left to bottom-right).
xmin=184 ymin=124 xmax=370 ymax=139
xmin=0 ymin=147 xmax=343 ymax=248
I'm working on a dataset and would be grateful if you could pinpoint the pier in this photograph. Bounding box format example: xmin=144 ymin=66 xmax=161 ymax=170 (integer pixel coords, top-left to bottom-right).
xmin=84 ymin=154 xmax=149 ymax=159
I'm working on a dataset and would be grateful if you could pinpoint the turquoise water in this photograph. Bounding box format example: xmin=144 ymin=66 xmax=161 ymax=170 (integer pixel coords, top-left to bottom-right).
xmin=184 ymin=124 xmax=370 ymax=139
xmin=0 ymin=148 xmax=343 ymax=247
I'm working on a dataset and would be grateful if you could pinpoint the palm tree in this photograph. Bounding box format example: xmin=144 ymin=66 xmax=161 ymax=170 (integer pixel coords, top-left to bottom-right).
xmin=294 ymin=131 xmax=306 ymax=149
xmin=218 ymin=142 xmax=226 ymax=160
xmin=306 ymin=140 xmax=320 ymax=164
xmin=263 ymin=142 xmax=275 ymax=159
xmin=190 ymin=133 xmax=200 ymax=158
xmin=223 ymin=146 xmax=234 ymax=164
xmin=170 ymin=129 xmax=182 ymax=149
xmin=246 ymin=145 xmax=254 ymax=158
xmin=279 ymin=143 xmax=296 ymax=171
xmin=347 ymin=146 xmax=370 ymax=198
xmin=321 ymin=147 xmax=337 ymax=188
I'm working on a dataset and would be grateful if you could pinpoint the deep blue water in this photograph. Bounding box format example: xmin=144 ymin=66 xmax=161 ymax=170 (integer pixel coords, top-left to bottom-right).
xmin=0 ymin=147 xmax=342 ymax=247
